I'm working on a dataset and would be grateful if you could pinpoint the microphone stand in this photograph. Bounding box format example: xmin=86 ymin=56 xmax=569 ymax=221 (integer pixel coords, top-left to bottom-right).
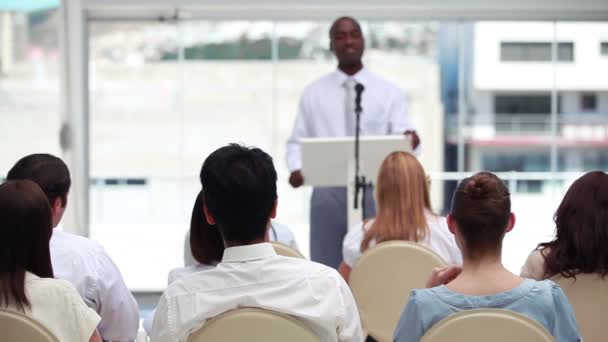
xmin=353 ymin=84 xmax=367 ymax=221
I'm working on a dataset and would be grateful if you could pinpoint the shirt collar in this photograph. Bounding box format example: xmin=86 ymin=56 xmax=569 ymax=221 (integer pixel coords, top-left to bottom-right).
xmin=333 ymin=66 xmax=369 ymax=86
xmin=221 ymin=242 xmax=277 ymax=263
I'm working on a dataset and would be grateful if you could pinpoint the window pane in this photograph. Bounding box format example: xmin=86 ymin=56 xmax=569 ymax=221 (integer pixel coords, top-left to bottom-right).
xmin=0 ymin=10 xmax=61 ymax=172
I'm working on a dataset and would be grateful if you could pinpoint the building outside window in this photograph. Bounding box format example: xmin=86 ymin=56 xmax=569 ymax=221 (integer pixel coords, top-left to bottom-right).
xmin=500 ymin=42 xmax=574 ymax=62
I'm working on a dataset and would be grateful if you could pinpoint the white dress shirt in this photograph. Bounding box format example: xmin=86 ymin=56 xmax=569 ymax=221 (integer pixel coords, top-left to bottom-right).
xmin=287 ymin=67 xmax=416 ymax=171
xmin=50 ymin=230 xmax=139 ymax=342
xmin=4 ymin=273 xmax=101 ymax=342
xmin=342 ymin=214 xmax=463 ymax=267
xmin=151 ymin=243 xmax=363 ymax=342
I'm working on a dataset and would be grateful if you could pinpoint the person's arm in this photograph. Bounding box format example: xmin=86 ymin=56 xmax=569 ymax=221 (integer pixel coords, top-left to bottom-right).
xmin=425 ymin=265 xmax=462 ymax=288
xmin=393 ymin=290 xmax=425 ymax=342
xmin=94 ymin=250 xmax=140 ymax=342
xmin=340 ymin=227 xmax=363 ymax=283
xmin=89 ymin=330 xmax=102 ymax=342
xmin=150 ymin=294 xmax=172 ymax=342
xmin=287 ymin=95 xmax=311 ymax=188
xmin=338 ymin=262 xmax=352 ymax=283
xmin=550 ymin=283 xmax=582 ymax=341
xmin=336 ymin=275 xmax=364 ymax=342
xmin=388 ymin=90 xmax=420 ymax=150
xmin=520 ymin=249 xmax=547 ymax=280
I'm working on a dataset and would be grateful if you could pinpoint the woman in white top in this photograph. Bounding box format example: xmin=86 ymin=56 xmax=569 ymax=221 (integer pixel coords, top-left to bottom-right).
xmin=0 ymin=180 xmax=101 ymax=342
xmin=521 ymin=171 xmax=608 ymax=280
xmin=339 ymin=151 xmax=461 ymax=282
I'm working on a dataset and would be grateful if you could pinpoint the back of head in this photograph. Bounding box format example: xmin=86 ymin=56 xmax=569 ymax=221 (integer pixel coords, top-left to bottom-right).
xmin=190 ymin=190 xmax=224 ymax=265
xmin=200 ymin=144 xmax=277 ymax=244
xmin=6 ymin=154 xmax=71 ymax=207
xmin=540 ymin=171 xmax=608 ymax=278
xmin=0 ymin=180 xmax=54 ymax=311
xmin=450 ymin=172 xmax=511 ymax=258
xmin=362 ymin=151 xmax=431 ymax=250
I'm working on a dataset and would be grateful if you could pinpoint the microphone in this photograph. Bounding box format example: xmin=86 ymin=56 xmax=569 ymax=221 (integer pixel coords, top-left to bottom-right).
xmin=354 ymin=83 xmax=364 ymax=112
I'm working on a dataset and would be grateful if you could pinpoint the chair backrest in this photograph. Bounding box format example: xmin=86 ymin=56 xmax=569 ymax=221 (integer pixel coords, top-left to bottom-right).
xmin=421 ymin=308 xmax=554 ymax=342
xmin=186 ymin=308 xmax=319 ymax=342
xmin=0 ymin=309 xmax=59 ymax=342
xmin=349 ymin=240 xmax=446 ymax=342
xmin=270 ymin=241 xmax=305 ymax=259
xmin=553 ymin=273 xmax=608 ymax=342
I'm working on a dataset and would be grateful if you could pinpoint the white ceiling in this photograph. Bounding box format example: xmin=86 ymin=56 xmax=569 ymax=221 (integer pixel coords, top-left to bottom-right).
xmin=81 ymin=0 xmax=608 ymax=21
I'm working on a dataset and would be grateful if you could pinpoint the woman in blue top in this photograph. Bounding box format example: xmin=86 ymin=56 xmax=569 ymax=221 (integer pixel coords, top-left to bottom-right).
xmin=393 ymin=172 xmax=581 ymax=342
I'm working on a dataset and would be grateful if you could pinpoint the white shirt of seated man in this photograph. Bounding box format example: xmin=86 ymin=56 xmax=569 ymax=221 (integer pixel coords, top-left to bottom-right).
xmin=51 ymin=228 xmax=140 ymax=341
xmin=151 ymin=242 xmax=362 ymax=342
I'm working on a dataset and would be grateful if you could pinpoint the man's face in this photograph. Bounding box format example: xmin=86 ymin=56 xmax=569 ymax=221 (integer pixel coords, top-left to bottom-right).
xmin=330 ymin=18 xmax=364 ymax=66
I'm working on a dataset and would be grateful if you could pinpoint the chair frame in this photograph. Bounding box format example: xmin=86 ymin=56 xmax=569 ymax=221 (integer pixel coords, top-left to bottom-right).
xmin=270 ymin=241 xmax=306 ymax=259
xmin=0 ymin=309 xmax=59 ymax=342
xmin=349 ymin=240 xmax=446 ymax=342
xmin=421 ymin=308 xmax=554 ymax=342
xmin=186 ymin=307 xmax=319 ymax=342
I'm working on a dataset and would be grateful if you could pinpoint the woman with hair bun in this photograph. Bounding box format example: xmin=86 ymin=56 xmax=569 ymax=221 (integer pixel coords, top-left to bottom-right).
xmin=393 ymin=172 xmax=581 ymax=342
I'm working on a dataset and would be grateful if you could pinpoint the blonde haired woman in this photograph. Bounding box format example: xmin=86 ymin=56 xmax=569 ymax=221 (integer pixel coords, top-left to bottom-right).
xmin=339 ymin=151 xmax=461 ymax=282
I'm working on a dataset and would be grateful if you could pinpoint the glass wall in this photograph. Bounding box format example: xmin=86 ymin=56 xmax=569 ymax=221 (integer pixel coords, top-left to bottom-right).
xmin=0 ymin=9 xmax=61 ymax=175
xmin=4 ymin=12 xmax=605 ymax=290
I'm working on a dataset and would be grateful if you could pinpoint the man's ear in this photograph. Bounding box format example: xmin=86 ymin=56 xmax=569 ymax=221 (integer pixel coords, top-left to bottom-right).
xmin=203 ymin=204 xmax=216 ymax=225
xmin=447 ymin=214 xmax=457 ymax=235
xmin=270 ymin=199 xmax=278 ymax=219
xmin=505 ymin=213 xmax=516 ymax=233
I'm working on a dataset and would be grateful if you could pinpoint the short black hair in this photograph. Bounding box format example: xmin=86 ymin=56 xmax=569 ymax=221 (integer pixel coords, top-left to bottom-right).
xmin=329 ymin=16 xmax=362 ymax=38
xmin=200 ymin=144 xmax=277 ymax=244
xmin=6 ymin=154 xmax=71 ymax=208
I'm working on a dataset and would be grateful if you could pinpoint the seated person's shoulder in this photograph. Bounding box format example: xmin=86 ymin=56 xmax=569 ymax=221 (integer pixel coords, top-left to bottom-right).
xmin=29 ymin=276 xmax=85 ymax=304
xmin=52 ymin=230 xmax=105 ymax=255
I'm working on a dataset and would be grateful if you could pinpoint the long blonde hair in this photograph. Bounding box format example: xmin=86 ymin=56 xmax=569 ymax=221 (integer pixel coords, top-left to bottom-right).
xmin=361 ymin=151 xmax=433 ymax=252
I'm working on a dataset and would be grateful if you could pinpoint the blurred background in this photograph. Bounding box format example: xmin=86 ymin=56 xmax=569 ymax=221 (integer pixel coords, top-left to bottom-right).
xmin=0 ymin=1 xmax=607 ymax=295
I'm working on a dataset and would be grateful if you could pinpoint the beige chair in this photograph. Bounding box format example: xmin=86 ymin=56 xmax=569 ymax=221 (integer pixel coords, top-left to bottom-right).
xmin=349 ymin=240 xmax=446 ymax=342
xmin=270 ymin=241 xmax=305 ymax=259
xmin=421 ymin=308 xmax=554 ymax=342
xmin=554 ymin=274 xmax=608 ymax=342
xmin=0 ymin=309 xmax=59 ymax=342
xmin=186 ymin=308 xmax=319 ymax=342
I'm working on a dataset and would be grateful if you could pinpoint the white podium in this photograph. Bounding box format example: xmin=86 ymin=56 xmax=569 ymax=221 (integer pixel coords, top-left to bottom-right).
xmin=301 ymin=135 xmax=413 ymax=229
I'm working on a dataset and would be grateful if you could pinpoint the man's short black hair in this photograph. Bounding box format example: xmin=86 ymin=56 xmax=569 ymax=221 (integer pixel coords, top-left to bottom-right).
xmin=200 ymin=144 xmax=277 ymax=244
xmin=6 ymin=154 xmax=71 ymax=207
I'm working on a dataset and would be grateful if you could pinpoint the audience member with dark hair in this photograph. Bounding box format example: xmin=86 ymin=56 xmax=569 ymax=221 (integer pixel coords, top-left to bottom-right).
xmin=521 ymin=171 xmax=608 ymax=280
xmin=172 ymin=190 xmax=224 ymax=282
xmin=182 ymin=193 xmax=300 ymax=268
xmin=151 ymin=144 xmax=362 ymax=342
xmin=393 ymin=172 xmax=581 ymax=342
xmin=339 ymin=151 xmax=460 ymax=282
xmin=0 ymin=180 xmax=102 ymax=342
xmin=6 ymin=153 xmax=139 ymax=342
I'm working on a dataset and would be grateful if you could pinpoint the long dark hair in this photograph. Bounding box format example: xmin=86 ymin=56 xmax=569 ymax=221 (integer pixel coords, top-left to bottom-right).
xmin=450 ymin=172 xmax=511 ymax=259
xmin=190 ymin=190 xmax=224 ymax=265
xmin=539 ymin=171 xmax=608 ymax=279
xmin=0 ymin=180 xmax=54 ymax=311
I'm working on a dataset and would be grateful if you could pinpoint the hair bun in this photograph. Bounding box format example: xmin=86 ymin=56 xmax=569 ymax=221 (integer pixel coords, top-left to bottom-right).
xmin=467 ymin=178 xmax=491 ymax=200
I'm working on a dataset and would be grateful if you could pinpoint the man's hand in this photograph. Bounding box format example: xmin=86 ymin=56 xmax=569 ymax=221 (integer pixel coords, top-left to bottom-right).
xmin=404 ymin=130 xmax=420 ymax=150
xmin=425 ymin=265 xmax=462 ymax=288
xmin=289 ymin=170 xmax=304 ymax=188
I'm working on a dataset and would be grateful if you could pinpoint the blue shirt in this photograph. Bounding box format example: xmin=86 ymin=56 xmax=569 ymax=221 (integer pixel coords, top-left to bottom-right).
xmin=393 ymin=279 xmax=581 ymax=342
